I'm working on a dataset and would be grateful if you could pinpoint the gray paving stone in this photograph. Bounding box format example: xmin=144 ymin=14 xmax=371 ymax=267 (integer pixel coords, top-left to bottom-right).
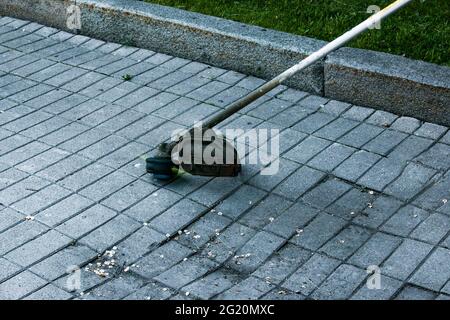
xmin=0 ymin=175 xmax=51 ymax=206
xmin=0 ymin=257 xmax=21 ymax=282
xmin=282 ymin=253 xmax=340 ymax=296
xmin=385 ymin=163 xmax=436 ymax=201
xmin=149 ymin=199 xmax=207 ymax=236
xmin=382 ymin=239 xmax=433 ymax=280
xmin=227 ymin=230 xmax=285 ymax=274
xmin=440 ymin=131 xmax=450 ymax=145
xmin=353 ymin=195 xmax=404 ymax=229
xmin=83 ymin=274 xmax=144 ymax=300
xmin=133 ymin=241 xmax=193 ymax=279
xmin=30 ymin=244 xmax=97 ymax=281
xmin=415 ymin=143 xmax=450 ymax=171
xmin=216 ymin=276 xmax=274 ymax=300
xmin=79 ymin=171 xmax=135 ymax=202
xmin=56 ymin=204 xmax=116 ymax=239
xmin=380 ymin=205 xmax=429 ymax=237
xmin=410 ymin=213 xmax=450 ymax=245
xmin=181 ymin=268 xmax=239 ymax=300
xmin=125 ymin=188 xmax=182 ymax=222
xmin=24 ymin=284 xmax=72 ymax=300
xmin=239 ymin=194 xmax=292 ymax=229
xmin=264 ymin=202 xmax=318 ymax=238
xmin=391 ymin=116 xmax=421 ymax=133
xmin=311 ymin=264 xmax=366 ymax=300
xmin=332 ymin=150 xmax=381 ymax=182
xmin=319 ymin=224 xmax=371 ymax=260
xmin=5 ymin=230 xmax=72 ymax=267
xmin=290 ymin=213 xmax=347 ymax=251
xmin=36 ymin=154 xmax=92 ymax=182
xmin=308 ymin=142 xmax=356 ymax=172
xmin=338 ymin=123 xmax=383 ymax=149
xmin=292 ymin=112 xmax=336 ymax=134
xmin=366 ymin=110 xmax=398 ymax=127
xmin=0 ymin=220 xmax=48 ymax=255
xmin=124 ymin=281 xmax=173 ymax=300
xmin=414 ymin=122 xmax=448 ymax=139
xmin=189 ymin=177 xmax=242 ymax=207
xmin=273 ymin=166 xmax=326 ymax=201
xmin=11 ymin=184 xmax=71 ymax=215
xmin=155 ymin=255 xmax=219 ymax=289
xmin=16 ymin=147 xmax=70 ymax=174
xmin=395 ymin=285 xmax=437 ymax=300
xmin=363 ymin=129 xmax=408 ymax=155
xmin=0 ymin=271 xmax=47 ymax=300
xmin=80 ymin=214 xmax=141 ymax=253
xmin=302 ymin=178 xmax=352 ymax=209
xmin=357 ymin=158 xmax=405 ymax=192
xmin=388 ymin=135 xmax=434 ymax=163
xmin=351 ymin=275 xmax=402 ymax=300
xmin=409 ymin=247 xmax=450 ymax=291
xmin=0 ymin=140 xmax=50 ymax=166
xmin=284 ymin=136 xmax=331 ymax=164
xmin=0 ymin=208 xmax=24 ymax=233
xmin=413 ymin=173 xmax=450 ymax=210
xmin=252 ymin=244 xmax=311 ymax=284
xmin=115 ymin=226 xmax=166 ymax=264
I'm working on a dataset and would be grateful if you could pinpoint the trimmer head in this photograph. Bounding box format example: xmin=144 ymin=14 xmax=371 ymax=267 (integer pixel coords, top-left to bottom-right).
xmin=146 ymin=136 xmax=241 ymax=180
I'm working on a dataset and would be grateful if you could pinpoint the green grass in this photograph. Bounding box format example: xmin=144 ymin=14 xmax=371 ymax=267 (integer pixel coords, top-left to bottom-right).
xmin=146 ymin=0 xmax=450 ymax=66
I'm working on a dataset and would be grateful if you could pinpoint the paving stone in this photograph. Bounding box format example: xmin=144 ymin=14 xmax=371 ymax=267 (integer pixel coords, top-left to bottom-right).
xmin=57 ymin=163 xmax=113 ymax=192
xmin=0 ymin=257 xmax=21 ymax=282
xmin=366 ymin=110 xmax=398 ymax=127
xmin=0 ymin=175 xmax=51 ymax=206
xmin=415 ymin=143 xmax=450 ymax=171
xmin=79 ymin=171 xmax=135 ymax=202
xmin=319 ymin=224 xmax=371 ymax=260
xmin=248 ymin=157 xmax=300 ymax=192
xmin=115 ymin=226 xmax=166 ymax=263
xmin=380 ymin=205 xmax=429 ymax=237
xmin=0 ymin=220 xmax=48 ymax=255
xmin=239 ymin=194 xmax=292 ymax=229
xmin=357 ymin=158 xmax=405 ymax=192
xmin=24 ymin=284 xmax=72 ymax=300
xmin=414 ymin=122 xmax=448 ymax=139
xmin=307 ymin=143 xmax=355 ymax=172
xmin=5 ymin=230 xmax=72 ymax=267
xmin=101 ymin=180 xmax=156 ymax=212
xmin=0 ymin=140 xmax=50 ymax=166
xmin=56 ymin=204 xmax=116 ymax=239
xmin=247 ymin=98 xmax=293 ymax=121
xmin=349 ymin=232 xmax=401 ymax=269
xmin=311 ymin=264 xmax=366 ymax=300
xmin=125 ymin=188 xmax=182 ymax=222
xmin=16 ymin=147 xmax=70 ymax=174
xmin=42 ymin=92 xmax=88 ymax=114
xmin=290 ymin=213 xmax=347 ymax=251
xmin=284 ymin=136 xmax=331 ymax=164
xmin=440 ymin=131 xmax=450 ymax=145
xmin=264 ymin=202 xmax=318 ymax=238
xmin=390 ymin=116 xmax=421 ymax=133
xmin=388 ymin=135 xmax=434 ymax=163
xmin=395 ymin=285 xmax=437 ymax=300
xmin=11 ymin=184 xmax=71 ymax=215
xmin=216 ymin=276 xmax=274 ymax=300
xmin=181 ymin=268 xmax=240 ymax=300
xmin=332 ymin=150 xmax=381 ymax=182
xmin=30 ymin=244 xmax=97 ymax=281
xmin=410 ymin=213 xmax=450 ymax=245
xmin=80 ymin=214 xmax=141 ymax=253
xmin=382 ymin=239 xmax=433 ymax=280
xmin=124 ymin=281 xmax=173 ymax=300
xmin=353 ymin=195 xmax=404 ymax=229
xmin=149 ymin=199 xmax=207 ymax=236
xmin=57 ymin=128 xmax=112 ymax=153
xmin=177 ymin=211 xmax=232 ymax=250
xmin=385 ymin=163 xmax=436 ymax=201
xmin=188 ymin=177 xmax=242 ymax=207
xmin=338 ymin=123 xmax=384 ymax=149
xmin=351 ymin=275 xmax=402 ymax=300
xmin=252 ymin=244 xmax=311 ymax=284
xmin=301 ymin=178 xmax=352 ymax=209
xmin=292 ymin=112 xmax=336 ymax=134
xmin=83 ymin=274 xmax=144 ymax=300
xmin=325 ymin=187 xmax=374 ymax=220
xmin=409 ymin=247 xmax=450 ymax=291
xmin=0 ymin=271 xmax=47 ymax=300
xmin=215 ymin=184 xmax=266 ymax=220
xmin=155 ymin=255 xmax=219 ymax=289
xmin=413 ymin=173 xmax=450 ymax=210
xmin=0 ymin=208 xmax=24 ymax=233
xmin=133 ymin=241 xmax=193 ymax=279
xmin=282 ymin=253 xmax=340 ymax=296
xmin=364 ymin=129 xmax=408 ymax=155
xmin=202 ymin=223 xmax=257 ymax=264
xmin=227 ymin=230 xmax=285 ymax=274
xmin=273 ymin=166 xmax=326 ymax=201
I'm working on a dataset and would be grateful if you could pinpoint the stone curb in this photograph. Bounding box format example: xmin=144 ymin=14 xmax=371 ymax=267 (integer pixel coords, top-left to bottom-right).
xmin=1 ymin=0 xmax=449 ymax=125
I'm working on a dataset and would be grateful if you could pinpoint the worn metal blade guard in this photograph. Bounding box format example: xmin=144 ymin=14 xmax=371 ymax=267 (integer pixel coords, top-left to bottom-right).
xmin=174 ymin=136 xmax=241 ymax=177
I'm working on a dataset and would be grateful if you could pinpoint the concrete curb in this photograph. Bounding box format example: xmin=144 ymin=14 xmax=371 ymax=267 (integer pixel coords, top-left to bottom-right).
xmin=1 ymin=0 xmax=449 ymax=125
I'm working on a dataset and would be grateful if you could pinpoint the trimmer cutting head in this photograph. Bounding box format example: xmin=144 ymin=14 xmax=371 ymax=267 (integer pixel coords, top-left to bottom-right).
xmin=146 ymin=135 xmax=241 ymax=180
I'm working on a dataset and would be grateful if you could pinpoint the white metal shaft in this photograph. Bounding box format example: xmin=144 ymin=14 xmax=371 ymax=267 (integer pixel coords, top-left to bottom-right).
xmin=202 ymin=0 xmax=413 ymax=130
xmin=274 ymin=0 xmax=413 ymax=84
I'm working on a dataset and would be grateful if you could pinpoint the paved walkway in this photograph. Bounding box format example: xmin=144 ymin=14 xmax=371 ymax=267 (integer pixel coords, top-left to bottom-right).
xmin=1 ymin=16 xmax=450 ymax=300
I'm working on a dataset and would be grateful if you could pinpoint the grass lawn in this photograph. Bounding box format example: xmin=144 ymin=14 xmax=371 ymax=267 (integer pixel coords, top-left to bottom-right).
xmin=146 ymin=0 xmax=450 ymax=66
